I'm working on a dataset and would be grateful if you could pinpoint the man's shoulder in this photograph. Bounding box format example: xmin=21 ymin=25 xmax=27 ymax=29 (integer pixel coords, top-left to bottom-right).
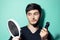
xmin=21 ymin=25 xmax=27 ymax=31
xmin=21 ymin=25 xmax=27 ymax=29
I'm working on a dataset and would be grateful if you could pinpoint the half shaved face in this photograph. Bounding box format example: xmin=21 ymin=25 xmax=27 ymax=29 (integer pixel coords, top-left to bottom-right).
xmin=27 ymin=9 xmax=41 ymax=25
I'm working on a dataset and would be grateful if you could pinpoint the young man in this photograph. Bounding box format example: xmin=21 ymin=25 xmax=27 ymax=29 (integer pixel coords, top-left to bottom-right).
xmin=9 ymin=3 xmax=53 ymax=40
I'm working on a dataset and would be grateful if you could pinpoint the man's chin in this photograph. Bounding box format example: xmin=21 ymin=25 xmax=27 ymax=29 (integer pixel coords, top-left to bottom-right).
xmin=30 ymin=23 xmax=38 ymax=27
xmin=30 ymin=22 xmax=36 ymax=25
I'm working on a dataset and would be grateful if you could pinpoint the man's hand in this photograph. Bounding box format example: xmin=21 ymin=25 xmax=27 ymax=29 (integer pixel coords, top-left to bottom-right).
xmin=40 ymin=28 xmax=48 ymax=40
xmin=12 ymin=36 xmax=20 ymax=40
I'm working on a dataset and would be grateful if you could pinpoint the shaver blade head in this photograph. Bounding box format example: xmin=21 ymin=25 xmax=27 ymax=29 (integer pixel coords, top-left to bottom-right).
xmin=45 ymin=22 xmax=50 ymax=29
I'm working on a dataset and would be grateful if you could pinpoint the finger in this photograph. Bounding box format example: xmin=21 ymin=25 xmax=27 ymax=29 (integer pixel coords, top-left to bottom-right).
xmin=40 ymin=30 xmax=48 ymax=36
xmin=41 ymin=29 xmax=44 ymax=32
xmin=41 ymin=29 xmax=48 ymax=34
xmin=12 ymin=36 xmax=20 ymax=40
xmin=42 ymin=28 xmax=48 ymax=32
xmin=41 ymin=30 xmax=47 ymax=34
xmin=15 ymin=36 xmax=20 ymax=38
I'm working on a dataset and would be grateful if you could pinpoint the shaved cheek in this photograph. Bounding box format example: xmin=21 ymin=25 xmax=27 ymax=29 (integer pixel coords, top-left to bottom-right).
xmin=27 ymin=16 xmax=32 ymax=22
xmin=35 ymin=15 xmax=40 ymax=21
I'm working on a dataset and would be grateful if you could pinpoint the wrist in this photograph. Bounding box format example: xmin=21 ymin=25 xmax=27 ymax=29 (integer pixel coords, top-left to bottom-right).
xmin=41 ymin=37 xmax=48 ymax=40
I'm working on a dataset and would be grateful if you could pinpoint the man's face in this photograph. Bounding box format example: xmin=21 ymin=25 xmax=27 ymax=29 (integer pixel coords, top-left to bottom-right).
xmin=26 ymin=9 xmax=41 ymax=25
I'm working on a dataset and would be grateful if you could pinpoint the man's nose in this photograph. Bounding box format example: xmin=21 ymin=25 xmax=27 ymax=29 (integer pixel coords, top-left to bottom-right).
xmin=31 ymin=15 xmax=35 ymax=19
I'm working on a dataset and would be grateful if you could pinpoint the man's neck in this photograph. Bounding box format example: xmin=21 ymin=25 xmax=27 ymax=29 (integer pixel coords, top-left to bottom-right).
xmin=27 ymin=24 xmax=39 ymax=33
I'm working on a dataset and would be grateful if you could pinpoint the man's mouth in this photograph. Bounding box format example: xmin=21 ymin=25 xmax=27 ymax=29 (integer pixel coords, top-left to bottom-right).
xmin=31 ymin=20 xmax=37 ymax=22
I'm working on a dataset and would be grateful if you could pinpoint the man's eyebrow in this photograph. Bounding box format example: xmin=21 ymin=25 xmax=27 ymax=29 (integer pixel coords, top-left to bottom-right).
xmin=34 ymin=12 xmax=39 ymax=13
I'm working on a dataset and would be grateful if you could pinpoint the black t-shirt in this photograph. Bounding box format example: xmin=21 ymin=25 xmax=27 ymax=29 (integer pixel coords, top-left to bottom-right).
xmin=21 ymin=26 xmax=41 ymax=40
xmin=9 ymin=26 xmax=54 ymax=40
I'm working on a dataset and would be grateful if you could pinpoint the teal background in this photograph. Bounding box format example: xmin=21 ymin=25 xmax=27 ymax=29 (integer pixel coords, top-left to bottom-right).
xmin=0 ymin=0 xmax=60 ymax=40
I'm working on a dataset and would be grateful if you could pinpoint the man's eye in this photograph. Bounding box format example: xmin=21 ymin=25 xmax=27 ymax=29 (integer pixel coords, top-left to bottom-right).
xmin=27 ymin=13 xmax=31 ymax=16
xmin=34 ymin=12 xmax=39 ymax=15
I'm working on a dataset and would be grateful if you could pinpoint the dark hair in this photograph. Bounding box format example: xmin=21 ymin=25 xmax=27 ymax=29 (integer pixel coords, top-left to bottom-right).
xmin=25 ymin=3 xmax=42 ymax=14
